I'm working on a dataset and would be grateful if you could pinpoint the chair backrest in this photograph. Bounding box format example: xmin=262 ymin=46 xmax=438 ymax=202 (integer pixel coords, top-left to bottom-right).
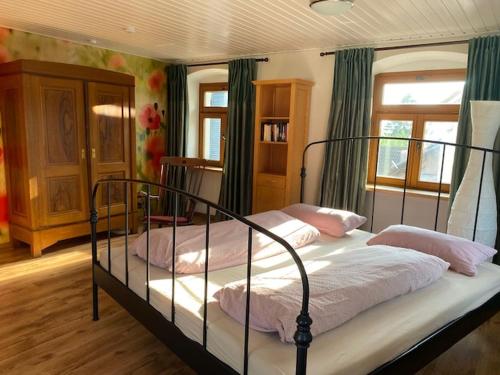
xmin=158 ymin=157 xmax=209 ymax=219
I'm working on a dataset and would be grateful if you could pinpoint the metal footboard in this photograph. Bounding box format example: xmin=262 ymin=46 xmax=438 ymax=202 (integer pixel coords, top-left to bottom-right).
xmin=90 ymin=178 xmax=312 ymax=375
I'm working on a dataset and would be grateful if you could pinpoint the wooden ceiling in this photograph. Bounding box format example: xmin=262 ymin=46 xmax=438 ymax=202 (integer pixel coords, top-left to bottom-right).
xmin=0 ymin=0 xmax=498 ymax=62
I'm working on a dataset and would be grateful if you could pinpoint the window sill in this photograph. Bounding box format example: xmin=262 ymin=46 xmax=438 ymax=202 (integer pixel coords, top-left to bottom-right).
xmin=365 ymin=184 xmax=449 ymax=200
xmin=205 ymin=166 xmax=223 ymax=173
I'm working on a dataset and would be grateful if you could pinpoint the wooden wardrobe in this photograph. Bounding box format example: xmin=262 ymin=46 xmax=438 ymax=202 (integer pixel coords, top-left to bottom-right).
xmin=0 ymin=60 xmax=137 ymax=256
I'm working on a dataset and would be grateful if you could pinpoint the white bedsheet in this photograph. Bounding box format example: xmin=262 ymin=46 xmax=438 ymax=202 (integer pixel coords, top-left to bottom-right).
xmin=99 ymin=230 xmax=500 ymax=375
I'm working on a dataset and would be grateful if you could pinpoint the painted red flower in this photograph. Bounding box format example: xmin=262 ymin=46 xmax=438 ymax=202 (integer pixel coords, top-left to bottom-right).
xmin=139 ymin=104 xmax=161 ymax=130
xmin=148 ymin=69 xmax=166 ymax=92
xmin=108 ymin=54 xmax=126 ymax=69
xmin=0 ymin=46 xmax=10 ymax=64
xmin=145 ymin=135 xmax=165 ymax=175
xmin=0 ymin=27 xmax=10 ymax=43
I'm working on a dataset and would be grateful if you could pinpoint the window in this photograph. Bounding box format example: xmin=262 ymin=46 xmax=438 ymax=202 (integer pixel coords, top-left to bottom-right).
xmin=368 ymin=69 xmax=465 ymax=193
xmin=199 ymin=82 xmax=228 ymax=167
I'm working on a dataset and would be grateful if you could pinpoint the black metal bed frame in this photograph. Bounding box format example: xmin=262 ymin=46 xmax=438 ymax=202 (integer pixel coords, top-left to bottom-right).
xmin=91 ymin=136 xmax=500 ymax=375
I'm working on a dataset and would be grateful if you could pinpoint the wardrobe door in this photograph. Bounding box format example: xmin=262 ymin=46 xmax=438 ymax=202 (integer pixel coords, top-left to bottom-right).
xmin=31 ymin=76 xmax=89 ymax=227
xmin=87 ymin=82 xmax=131 ymax=216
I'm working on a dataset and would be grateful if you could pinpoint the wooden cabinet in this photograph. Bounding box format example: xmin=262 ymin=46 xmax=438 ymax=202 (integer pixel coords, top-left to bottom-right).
xmin=252 ymin=79 xmax=313 ymax=213
xmin=0 ymin=60 xmax=137 ymax=256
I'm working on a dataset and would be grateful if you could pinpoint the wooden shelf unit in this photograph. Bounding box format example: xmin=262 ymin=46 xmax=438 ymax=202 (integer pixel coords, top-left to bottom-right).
xmin=252 ymin=79 xmax=313 ymax=213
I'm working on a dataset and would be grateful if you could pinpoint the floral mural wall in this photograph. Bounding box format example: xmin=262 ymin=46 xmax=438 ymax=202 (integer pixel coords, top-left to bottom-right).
xmin=0 ymin=28 xmax=167 ymax=244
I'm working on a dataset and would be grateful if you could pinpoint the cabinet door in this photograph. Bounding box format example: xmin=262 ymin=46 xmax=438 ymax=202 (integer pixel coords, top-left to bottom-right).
xmin=87 ymin=83 xmax=131 ymax=216
xmin=254 ymin=185 xmax=285 ymax=213
xmin=31 ymin=76 xmax=89 ymax=227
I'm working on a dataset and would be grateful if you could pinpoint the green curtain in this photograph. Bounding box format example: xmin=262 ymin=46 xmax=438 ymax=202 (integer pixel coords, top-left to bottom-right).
xmin=319 ymin=48 xmax=374 ymax=213
xmin=449 ymin=35 xmax=500 ymax=260
xmin=218 ymin=59 xmax=257 ymax=216
xmin=164 ymin=64 xmax=188 ymax=216
xmin=166 ymin=64 xmax=188 ymax=157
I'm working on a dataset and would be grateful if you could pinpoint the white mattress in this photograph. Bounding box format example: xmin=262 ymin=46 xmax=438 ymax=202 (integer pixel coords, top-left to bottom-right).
xmin=98 ymin=230 xmax=500 ymax=375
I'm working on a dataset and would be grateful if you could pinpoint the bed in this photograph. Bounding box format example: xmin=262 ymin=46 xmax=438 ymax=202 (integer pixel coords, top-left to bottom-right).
xmin=91 ymin=136 xmax=500 ymax=375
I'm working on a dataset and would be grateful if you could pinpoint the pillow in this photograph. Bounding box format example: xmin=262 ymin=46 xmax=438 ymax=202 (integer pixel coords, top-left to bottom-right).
xmin=281 ymin=203 xmax=367 ymax=237
xmin=366 ymin=225 xmax=497 ymax=276
xmin=132 ymin=210 xmax=320 ymax=273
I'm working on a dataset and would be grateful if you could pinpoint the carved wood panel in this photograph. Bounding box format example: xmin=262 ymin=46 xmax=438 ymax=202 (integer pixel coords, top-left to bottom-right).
xmin=96 ymin=94 xmax=125 ymax=163
xmin=99 ymin=172 xmax=126 ymax=206
xmin=42 ymin=88 xmax=79 ymax=165
xmin=47 ymin=176 xmax=81 ymax=214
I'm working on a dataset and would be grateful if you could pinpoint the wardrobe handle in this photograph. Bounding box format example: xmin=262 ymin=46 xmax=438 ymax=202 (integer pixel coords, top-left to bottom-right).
xmin=81 ymin=149 xmax=86 ymax=160
xmin=92 ymin=148 xmax=96 ymax=159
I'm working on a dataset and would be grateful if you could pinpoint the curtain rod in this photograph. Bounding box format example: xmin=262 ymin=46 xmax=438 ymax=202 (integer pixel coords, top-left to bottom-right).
xmin=320 ymin=39 xmax=468 ymax=57
xmin=187 ymin=57 xmax=269 ymax=67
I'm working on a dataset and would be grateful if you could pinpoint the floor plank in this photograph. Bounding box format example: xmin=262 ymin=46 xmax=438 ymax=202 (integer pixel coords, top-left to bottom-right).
xmin=0 ymin=241 xmax=498 ymax=374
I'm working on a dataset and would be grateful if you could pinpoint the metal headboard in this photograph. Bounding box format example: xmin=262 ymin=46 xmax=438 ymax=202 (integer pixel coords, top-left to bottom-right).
xmin=300 ymin=136 xmax=500 ymax=239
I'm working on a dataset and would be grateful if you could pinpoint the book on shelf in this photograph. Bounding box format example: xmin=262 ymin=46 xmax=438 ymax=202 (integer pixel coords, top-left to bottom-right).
xmin=261 ymin=122 xmax=289 ymax=142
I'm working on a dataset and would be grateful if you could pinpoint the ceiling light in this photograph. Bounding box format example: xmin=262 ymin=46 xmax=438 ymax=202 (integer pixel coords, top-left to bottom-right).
xmin=88 ymin=38 xmax=98 ymax=44
xmin=125 ymin=26 xmax=137 ymax=33
xmin=310 ymin=0 xmax=354 ymax=16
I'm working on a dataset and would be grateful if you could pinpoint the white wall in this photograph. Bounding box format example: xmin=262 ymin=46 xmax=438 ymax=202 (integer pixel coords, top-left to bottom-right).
xmin=364 ymin=190 xmax=450 ymax=233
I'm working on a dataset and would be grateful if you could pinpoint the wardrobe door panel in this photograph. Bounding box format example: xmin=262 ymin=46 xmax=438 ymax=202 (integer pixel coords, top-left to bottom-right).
xmin=87 ymin=83 xmax=131 ymax=216
xmin=31 ymin=76 xmax=89 ymax=227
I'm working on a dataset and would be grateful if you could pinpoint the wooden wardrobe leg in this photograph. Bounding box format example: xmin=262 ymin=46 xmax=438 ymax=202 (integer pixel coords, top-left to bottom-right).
xmin=30 ymin=244 xmax=42 ymax=258
xmin=30 ymin=234 xmax=43 ymax=257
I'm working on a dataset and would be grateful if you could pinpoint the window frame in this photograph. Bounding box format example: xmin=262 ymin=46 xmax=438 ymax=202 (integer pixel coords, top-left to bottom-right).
xmin=368 ymin=69 xmax=466 ymax=193
xmin=198 ymin=82 xmax=228 ymax=168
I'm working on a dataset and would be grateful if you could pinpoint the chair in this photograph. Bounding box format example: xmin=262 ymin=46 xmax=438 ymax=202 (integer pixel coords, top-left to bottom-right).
xmin=140 ymin=157 xmax=208 ymax=227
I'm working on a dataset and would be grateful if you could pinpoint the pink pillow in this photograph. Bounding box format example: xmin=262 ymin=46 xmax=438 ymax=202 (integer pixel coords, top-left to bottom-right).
xmin=367 ymin=225 xmax=497 ymax=276
xmin=281 ymin=203 xmax=367 ymax=237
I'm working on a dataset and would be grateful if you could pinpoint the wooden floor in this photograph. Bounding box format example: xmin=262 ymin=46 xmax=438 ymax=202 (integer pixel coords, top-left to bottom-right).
xmin=0 ymin=240 xmax=498 ymax=375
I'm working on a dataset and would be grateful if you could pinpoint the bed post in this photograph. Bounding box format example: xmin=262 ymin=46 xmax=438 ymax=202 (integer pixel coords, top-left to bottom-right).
xmin=91 ymin=194 xmax=99 ymax=321
xmin=294 ymin=311 xmax=313 ymax=375
xmin=300 ymin=167 xmax=307 ymax=204
xmin=300 ymin=145 xmax=308 ymax=203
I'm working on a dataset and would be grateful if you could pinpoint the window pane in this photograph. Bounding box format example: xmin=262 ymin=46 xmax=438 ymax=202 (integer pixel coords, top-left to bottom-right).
xmin=419 ymin=121 xmax=458 ymax=184
xmin=203 ymin=118 xmax=221 ymax=161
xmin=204 ymin=90 xmax=228 ymax=107
xmin=377 ymin=120 xmax=413 ymax=179
xmin=382 ymin=81 xmax=464 ymax=105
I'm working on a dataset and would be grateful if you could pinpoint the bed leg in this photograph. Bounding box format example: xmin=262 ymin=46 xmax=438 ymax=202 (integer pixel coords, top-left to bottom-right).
xmin=92 ymin=282 xmax=99 ymax=321
xmin=294 ymin=312 xmax=313 ymax=375
xmin=91 ymin=207 xmax=100 ymax=322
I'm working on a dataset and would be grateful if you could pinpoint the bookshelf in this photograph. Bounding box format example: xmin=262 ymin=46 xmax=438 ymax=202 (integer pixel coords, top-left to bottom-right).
xmin=252 ymin=79 xmax=314 ymax=213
